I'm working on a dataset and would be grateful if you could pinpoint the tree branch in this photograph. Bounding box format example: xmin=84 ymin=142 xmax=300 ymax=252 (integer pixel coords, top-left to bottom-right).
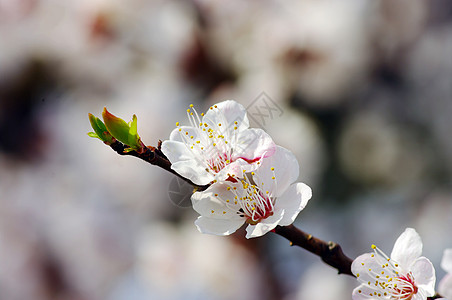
xmin=273 ymin=224 xmax=354 ymax=276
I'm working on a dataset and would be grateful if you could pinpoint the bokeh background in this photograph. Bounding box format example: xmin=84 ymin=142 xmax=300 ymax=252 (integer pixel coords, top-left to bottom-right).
xmin=1 ymin=0 xmax=452 ymax=299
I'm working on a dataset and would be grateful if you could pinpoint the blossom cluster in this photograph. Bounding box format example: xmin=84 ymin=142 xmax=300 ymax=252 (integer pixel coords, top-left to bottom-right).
xmin=161 ymin=100 xmax=312 ymax=239
xmin=352 ymin=228 xmax=452 ymax=300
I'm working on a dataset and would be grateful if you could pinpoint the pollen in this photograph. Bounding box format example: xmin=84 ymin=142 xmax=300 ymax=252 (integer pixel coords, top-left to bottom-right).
xmin=371 ymin=244 xmax=376 ymax=249
xmin=271 ymin=167 xmax=274 ymax=171
xmin=176 ymin=122 xmax=180 ymax=126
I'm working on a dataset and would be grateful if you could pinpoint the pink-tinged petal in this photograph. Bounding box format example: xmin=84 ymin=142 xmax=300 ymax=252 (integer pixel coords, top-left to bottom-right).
xmin=245 ymin=210 xmax=284 ymax=239
xmin=390 ymin=228 xmax=423 ymax=271
xmin=255 ymin=145 xmax=299 ymax=198
xmin=352 ymin=284 xmax=380 ymax=300
xmin=277 ymin=183 xmax=312 ymax=226
xmin=202 ymin=100 xmax=249 ymax=132
xmin=215 ymin=159 xmax=251 ymax=182
xmin=439 ymin=273 xmax=452 ymax=300
xmin=232 ymin=128 xmax=275 ymax=162
xmin=195 ymin=216 xmax=244 ymax=236
xmin=442 ymin=249 xmax=452 ymax=274
xmin=410 ymin=257 xmax=436 ymax=296
xmin=191 ymin=183 xmax=242 ymax=220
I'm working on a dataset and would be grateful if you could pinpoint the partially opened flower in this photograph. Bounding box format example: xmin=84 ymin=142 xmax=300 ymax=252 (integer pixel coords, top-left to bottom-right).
xmin=351 ymin=228 xmax=435 ymax=300
xmin=161 ymin=100 xmax=275 ymax=185
xmin=191 ymin=146 xmax=312 ymax=238
xmin=439 ymin=248 xmax=452 ymax=300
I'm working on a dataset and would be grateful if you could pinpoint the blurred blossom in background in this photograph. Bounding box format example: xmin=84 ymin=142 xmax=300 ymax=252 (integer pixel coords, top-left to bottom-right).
xmin=0 ymin=0 xmax=452 ymax=299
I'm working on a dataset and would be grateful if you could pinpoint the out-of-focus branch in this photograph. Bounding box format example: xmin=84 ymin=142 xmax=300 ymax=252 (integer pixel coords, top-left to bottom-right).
xmin=273 ymin=225 xmax=354 ymax=276
xmin=109 ymin=140 xmax=209 ymax=191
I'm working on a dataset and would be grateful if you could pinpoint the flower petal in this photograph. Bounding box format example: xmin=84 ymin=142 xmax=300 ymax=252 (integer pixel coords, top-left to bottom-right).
xmin=162 ymin=140 xmax=214 ymax=185
xmin=254 ymin=145 xmax=299 ymax=198
xmin=203 ymin=100 xmax=249 ymax=129
xmin=352 ymin=284 xmax=379 ymax=300
xmin=351 ymin=252 xmax=388 ymax=284
xmin=390 ymin=228 xmax=423 ymax=271
xmin=410 ymin=256 xmax=436 ymax=297
xmin=442 ymin=248 xmax=452 ymax=274
xmin=277 ymin=183 xmax=312 ymax=226
xmin=233 ymin=128 xmax=275 ymax=162
xmin=195 ymin=216 xmax=244 ymax=236
xmin=191 ymin=183 xmax=242 ymax=220
xmin=439 ymin=273 xmax=452 ymax=300
xmin=168 ymin=126 xmax=202 ymax=143
xmin=245 ymin=210 xmax=284 ymax=239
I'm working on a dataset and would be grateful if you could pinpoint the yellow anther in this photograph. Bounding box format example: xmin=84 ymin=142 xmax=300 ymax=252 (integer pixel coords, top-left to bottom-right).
xmin=189 ymin=104 xmax=194 ymax=108
xmin=211 ymin=210 xmax=214 ymax=213
xmin=214 ymin=193 xmax=218 ymax=197
xmin=176 ymin=122 xmax=180 ymax=126
xmin=271 ymin=167 xmax=275 ymax=171
xmin=201 ymin=113 xmax=204 ymax=116
xmin=218 ymin=123 xmax=221 ymax=126
xmin=223 ymin=211 xmax=226 ymax=214
xmin=371 ymin=244 xmax=376 ymax=249
xmin=272 ymin=176 xmax=275 ymax=180
xmin=187 ymin=109 xmax=190 ymax=112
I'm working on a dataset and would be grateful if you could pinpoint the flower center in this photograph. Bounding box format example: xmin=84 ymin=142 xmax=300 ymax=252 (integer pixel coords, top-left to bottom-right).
xmin=177 ymin=104 xmax=240 ymax=174
xmin=390 ymin=273 xmax=418 ymax=300
xmin=355 ymin=245 xmax=419 ymax=300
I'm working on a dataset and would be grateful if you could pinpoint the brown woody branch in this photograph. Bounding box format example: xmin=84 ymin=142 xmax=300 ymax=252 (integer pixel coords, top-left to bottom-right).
xmin=273 ymin=224 xmax=354 ymax=276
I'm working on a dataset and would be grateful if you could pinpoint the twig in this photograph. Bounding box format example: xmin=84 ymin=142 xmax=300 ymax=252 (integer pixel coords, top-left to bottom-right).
xmin=273 ymin=225 xmax=354 ymax=276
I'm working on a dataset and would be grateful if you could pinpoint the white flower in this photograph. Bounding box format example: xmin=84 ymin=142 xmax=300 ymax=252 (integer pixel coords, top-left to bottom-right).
xmin=439 ymin=248 xmax=452 ymax=300
xmin=161 ymin=100 xmax=275 ymax=185
xmin=351 ymin=228 xmax=436 ymax=300
xmin=191 ymin=146 xmax=312 ymax=239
